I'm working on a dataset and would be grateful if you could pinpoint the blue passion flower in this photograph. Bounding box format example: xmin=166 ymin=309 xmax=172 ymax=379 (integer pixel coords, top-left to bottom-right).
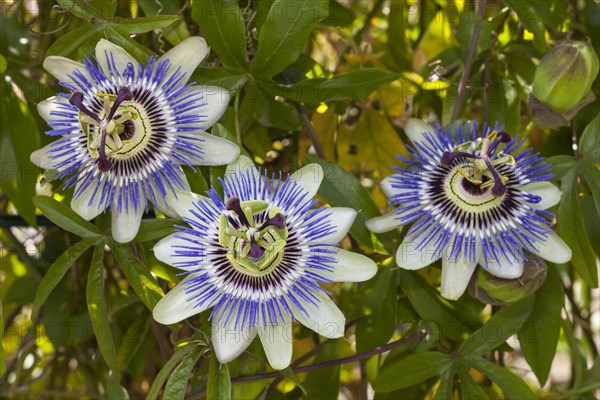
xmin=30 ymin=38 xmax=239 ymax=242
xmin=367 ymin=119 xmax=572 ymax=300
xmin=152 ymin=157 xmax=377 ymax=369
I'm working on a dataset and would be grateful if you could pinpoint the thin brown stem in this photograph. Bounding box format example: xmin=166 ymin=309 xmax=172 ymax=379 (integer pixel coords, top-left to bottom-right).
xmin=186 ymin=330 xmax=427 ymax=400
xmin=451 ymin=0 xmax=487 ymax=121
xmin=281 ymin=74 xmax=326 ymax=159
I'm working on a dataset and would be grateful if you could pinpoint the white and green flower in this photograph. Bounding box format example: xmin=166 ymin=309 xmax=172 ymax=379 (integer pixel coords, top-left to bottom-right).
xmin=152 ymin=157 xmax=377 ymax=369
xmin=367 ymin=119 xmax=572 ymax=300
xmin=30 ymin=37 xmax=239 ymax=243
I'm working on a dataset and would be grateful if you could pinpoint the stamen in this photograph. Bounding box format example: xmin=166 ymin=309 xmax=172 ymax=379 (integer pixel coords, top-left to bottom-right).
xmin=226 ymin=197 xmax=251 ymax=226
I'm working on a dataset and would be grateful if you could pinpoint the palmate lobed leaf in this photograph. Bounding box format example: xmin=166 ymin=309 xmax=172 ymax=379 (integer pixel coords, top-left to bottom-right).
xmin=33 ymin=196 xmax=102 ymax=238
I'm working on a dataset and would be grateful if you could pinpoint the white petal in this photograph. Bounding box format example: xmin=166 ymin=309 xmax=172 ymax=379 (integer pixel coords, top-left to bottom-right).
xmin=212 ymin=309 xmax=257 ymax=364
xmin=226 ymin=155 xmax=258 ymax=177
xmin=291 ymin=290 xmax=345 ymax=339
xmin=479 ymin=248 xmax=525 ymax=279
xmin=158 ymin=37 xmax=209 ymax=82
xmin=151 ymin=172 xmax=191 ymax=219
xmin=30 ymin=143 xmax=70 ymax=172
xmin=195 ymin=85 xmax=231 ymax=129
xmin=395 ymin=229 xmax=441 ymax=270
xmin=319 ymin=248 xmax=378 ymax=282
xmin=440 ymin=243 xmax=482 ymax=300
xmin=95 ymin=39 xmax=137 ymax=77
xmin=178 ymin=130 xmax=239 ymax=166
xmin=153 ymin=232 xmax=210 ymax=268
xmin=380 ymin=176 xmax=416 ymax=200
xmin=256 ymin=314 xmax=293 ymax=370
xmin=37 ymin=96 xmax=72 ymax=123
xmin=365 ymin=212 xmax=399 ymax=233
xmin=111 ymin=202 xmax=145 ymax=243
xmin=153 ymin=273 xmax=214 ymax=325
xmin=43 ymin=56 xmax=92 ymax=86
xmin=288 ymin=163 xmax=324 ymax=200
xmin=70 ymin=179 xmax=107 ymax=220
xmin=516 ymin=181 xmax=562 ymax=210
xmin=165 ymin=190 xmax=218 ymax=222
xmin=533 ymin=231 xmax=572 ymax=264
xmin=404 ymin=118 xmax=435 ymax=145
xmin=305 ymin=207 xmax=356 ymax=244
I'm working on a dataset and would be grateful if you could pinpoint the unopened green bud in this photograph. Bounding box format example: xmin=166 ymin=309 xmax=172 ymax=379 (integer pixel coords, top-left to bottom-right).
xmin=469 ymin=252 xmax=547 ymax=306
xmin=532 ymin=40 xmax=599 ymax=114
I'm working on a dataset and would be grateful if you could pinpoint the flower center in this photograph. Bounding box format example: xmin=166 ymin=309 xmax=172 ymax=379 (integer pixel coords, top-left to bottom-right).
xmin=441 ymin=131 xmax=514 ymax=196
xmin=219 ymin=196 xmax=288 ymax=276
xmin=70 ymin=87 xmax=150 ymax=172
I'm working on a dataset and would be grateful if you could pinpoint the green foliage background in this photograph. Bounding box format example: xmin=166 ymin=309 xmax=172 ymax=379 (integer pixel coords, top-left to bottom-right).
xmin=1 ymin=0 xmax=599 ymax=399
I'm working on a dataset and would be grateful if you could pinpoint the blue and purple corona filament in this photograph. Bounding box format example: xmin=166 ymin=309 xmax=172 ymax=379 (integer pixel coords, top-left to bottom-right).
xmin=152 ymin=157 xmax=377 ymax=369
xmin=367 ymin=119 xmax=572 ymax=300
xmin=30 ymin=38 xmax=239 ymax=242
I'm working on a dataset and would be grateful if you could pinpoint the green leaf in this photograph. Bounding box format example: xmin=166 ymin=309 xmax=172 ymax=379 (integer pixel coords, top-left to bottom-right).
xmin=0 ymin=96 xmax=41 ymax=226
xmin=305 ymin=155 xmax=397 ymax=251
xmin=111 ymin=16 xmax=181 ymax=34
xmin=134 ymin=219 xmax=177 ymax=242
xmin=504 ymin=0 xmax=547 ymax=52
xmin=32 ymin=237 xmax=100 ymax=316
xmin=562 ymin=318 xmax=586 ymax=388
xmin=488 ymin=75 xmax=520 ymax=137
xmin=112 ymin=243 xmax=164 ymax=309
xmin=304 ymin=340 xmax=340 ymax=400
xmin=250 ymin=0 xmax=329 ymax=78
xmin=46 ymin=23 xmax=104 ymax=57
xmin=518 ymin=267 xmax=564 ymax=385
xmin=117 ymin=314 xmax=150 ymax=369
xmin=57 ymin=0 xmax=116 ymax=21
xmin=399 ymin=270 xmax=469 ymax=339
xmin=106 ymin=374 xmax=130 ymax=400
xmin=373 ymin=351 xmax=453 ymax=393
xmin=33 ymin=196 xmax=102 ymax=238
xmin=106 ymin=28 xmax=155 ymax=61
xmin=457 ymin=364 xmax=489 ymax=400
xmin=207 ymin=351 xmax=231 ymax=400
xmin=164 ymin=346 xmax=204 ymax=400
xmin=580 ymin=114 xmax=600 ymax=163
xmin=433 ymin=363 xmax=455 ymax=400
xmin=0 ymin=298 xmax=5 ymax=377
xmin=0 ymin=54 xmax=7 ymax=73
xmin=88 ymin=246 xmax=120 ymax=372
xmin=458 ymin=296 xmax=534 ymax=356
xmin=355 ymin=267 xmax=398 ymax=353
xmin=191 ymin=0 xmax=247 ymax=71
xmin=279 ymin=367 xmax=307 ymax=395
xmin=466 ymin=355 xmax=537 ymax=400
xmin=581 ymin=160 xmax=600 ymax=216
xmin=147 ymin=346 xmax=195 ymax=400
xmin=557 ymin=165 xmax=598 ymax=286
xmin=258 ymin=69 xmax=399 ymax=104
xmin=387 ymin=1 xmax=411 ymax=69
xmin=193 ymin=69 xmax=249 ymax=93
xmin=211 ymin=123 xmax=250 ymax=158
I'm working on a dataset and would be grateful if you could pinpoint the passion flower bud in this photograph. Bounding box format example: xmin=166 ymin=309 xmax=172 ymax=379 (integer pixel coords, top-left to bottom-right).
xmin=469 ymin=252 xmax=548 ymax=306
xmin=531 ymin=40 xmax=599 ymax=115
